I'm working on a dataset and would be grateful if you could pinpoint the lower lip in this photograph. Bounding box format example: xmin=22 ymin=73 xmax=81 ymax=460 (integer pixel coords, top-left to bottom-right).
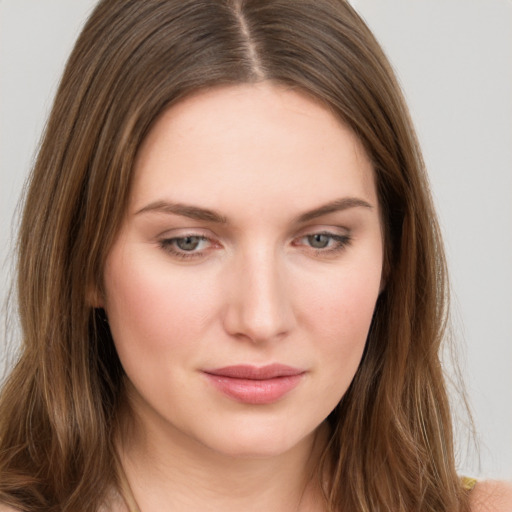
xmin=204 ymin=373 xmax=304 ymax=405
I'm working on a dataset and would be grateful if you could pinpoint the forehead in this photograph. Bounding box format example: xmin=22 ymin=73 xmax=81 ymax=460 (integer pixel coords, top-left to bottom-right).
xmin=130 ymin=82 xmax=377 ymax=218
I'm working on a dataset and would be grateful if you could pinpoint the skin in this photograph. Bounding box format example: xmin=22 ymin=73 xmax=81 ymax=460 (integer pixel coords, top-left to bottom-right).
xmin=94 ymin=83 xmax=512 ymax=512
xmin=101 ymin=82 xmax=384 ymax=511
xmin=0 ymin=86 xmax=510 ymax=512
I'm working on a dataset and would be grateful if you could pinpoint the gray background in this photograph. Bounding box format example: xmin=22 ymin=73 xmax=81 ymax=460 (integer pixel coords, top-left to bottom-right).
xmin=1 ymin=0 xmax=511 ymax=479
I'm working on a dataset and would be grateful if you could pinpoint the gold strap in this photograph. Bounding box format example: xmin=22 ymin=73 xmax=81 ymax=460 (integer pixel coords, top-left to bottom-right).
xmin=461 ymin=476 xmax=477 ymax=492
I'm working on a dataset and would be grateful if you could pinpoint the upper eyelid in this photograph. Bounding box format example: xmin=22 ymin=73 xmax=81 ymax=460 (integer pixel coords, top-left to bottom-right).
xmin=159 ymin=229 xmax=346 ymax=241
xmin=293 ymin=225 xmax=350 ymax=238
xmin=162 ymin=234 xmax=213 ymax=247
xmin=156 ymin=227 xmax=214 ymax=239
xmin=157 ymin=226 xmax=349 ymax=240
xmin=293 ymin=232 xmax=350 ymax=245
xmin=156 ymin=216 xmax=352 ymax=236
xmin=151 ymin=216 xmax=350 ymax=234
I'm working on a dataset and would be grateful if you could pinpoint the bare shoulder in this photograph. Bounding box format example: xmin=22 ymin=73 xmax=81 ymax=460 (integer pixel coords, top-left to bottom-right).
xmin=470 ymin=480 xmax=512 ymax=512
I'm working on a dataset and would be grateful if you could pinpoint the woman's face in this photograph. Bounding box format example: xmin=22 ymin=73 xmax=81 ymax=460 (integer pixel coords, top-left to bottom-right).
xmin=102 ymin=83 xmax=384 ymax=458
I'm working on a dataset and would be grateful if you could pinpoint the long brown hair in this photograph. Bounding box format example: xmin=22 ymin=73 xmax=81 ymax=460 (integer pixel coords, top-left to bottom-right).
xmin=0 ymin=1 xmax=470 ymax=510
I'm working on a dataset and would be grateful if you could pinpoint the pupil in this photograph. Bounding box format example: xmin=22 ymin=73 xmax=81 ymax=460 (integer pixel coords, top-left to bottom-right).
xmin=177 ymin=236 xmax=200 ymax=251
xmin=308 ymin=234 xmax=329 ymax=249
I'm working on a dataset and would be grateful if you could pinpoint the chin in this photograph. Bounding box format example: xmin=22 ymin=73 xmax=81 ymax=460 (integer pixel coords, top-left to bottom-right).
xmin=188 ymin=414 xmax=324 ymax=461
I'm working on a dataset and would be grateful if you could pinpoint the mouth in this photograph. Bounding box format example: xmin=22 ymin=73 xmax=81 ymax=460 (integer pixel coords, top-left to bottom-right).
xmin=203 ymin=364 xmax=306 ymax=405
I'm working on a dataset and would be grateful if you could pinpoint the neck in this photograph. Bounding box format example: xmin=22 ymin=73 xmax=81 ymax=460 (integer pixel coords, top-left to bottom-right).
xmin=116 ymin=397 xmax=330 ymax=512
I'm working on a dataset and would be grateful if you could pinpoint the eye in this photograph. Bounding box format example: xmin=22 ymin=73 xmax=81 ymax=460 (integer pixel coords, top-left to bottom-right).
xmin=174 ymin=236 xmax=204 ymax=251
xmin=293 ymin=231 xmax=351 ymax=254
xmin=306 ymin=233 xmax=332 ymax=249
xmin=159 ymin=235 xmax=213 ymax=259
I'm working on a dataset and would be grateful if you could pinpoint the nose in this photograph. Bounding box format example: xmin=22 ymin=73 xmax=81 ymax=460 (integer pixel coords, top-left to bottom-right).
xmin=222 ymin=247 xmax=296 ymax=344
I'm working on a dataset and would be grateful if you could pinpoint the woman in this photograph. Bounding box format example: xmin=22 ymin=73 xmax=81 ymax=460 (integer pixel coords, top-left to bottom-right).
xmin=0 ymin=1 xmax=510 ymax=511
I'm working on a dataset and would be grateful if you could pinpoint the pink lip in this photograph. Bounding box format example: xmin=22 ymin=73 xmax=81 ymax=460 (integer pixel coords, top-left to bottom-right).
xmin=203 ymin=364 xmax=305 ymax=405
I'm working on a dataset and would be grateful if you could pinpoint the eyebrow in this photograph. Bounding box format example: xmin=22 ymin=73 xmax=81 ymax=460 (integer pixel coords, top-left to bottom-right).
xmin=136 ymin=200 xmax=228 ymax=223
xmin=294 ymin=197 xmax=373 ymax=223
xmin=135 ymin=197 xmax=373 ymax=224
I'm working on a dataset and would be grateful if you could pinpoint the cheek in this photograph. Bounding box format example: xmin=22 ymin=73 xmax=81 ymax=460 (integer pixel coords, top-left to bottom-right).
xmin=302 ymin=257 xmax=381 ymax=338
xmin=299 ymin=258 xmax=381 ymax=388
xmin=103 ymin=249 xmax=216 ymax=363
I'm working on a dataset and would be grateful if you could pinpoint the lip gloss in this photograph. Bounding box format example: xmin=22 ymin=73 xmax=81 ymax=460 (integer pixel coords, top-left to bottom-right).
xmin=203 ymin=364 xmax=305 ymax=405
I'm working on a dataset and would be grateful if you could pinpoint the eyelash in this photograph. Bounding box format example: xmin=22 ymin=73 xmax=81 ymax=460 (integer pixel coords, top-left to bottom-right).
xmin=293 ymin=232 xmax=352 ymax=255
xmin=158 ymin=231 xmax=352 ymax=260
xmin=159 ymin=235 xmax=211 ymax=260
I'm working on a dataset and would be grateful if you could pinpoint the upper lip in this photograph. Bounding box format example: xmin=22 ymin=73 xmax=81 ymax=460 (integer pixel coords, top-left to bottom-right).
xmin=204 ymin=364 xmax=305 ymax=380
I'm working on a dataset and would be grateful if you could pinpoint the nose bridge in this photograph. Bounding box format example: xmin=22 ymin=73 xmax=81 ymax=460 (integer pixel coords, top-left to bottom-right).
xmin=223 ymin=243 xmax=294 ymax=343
